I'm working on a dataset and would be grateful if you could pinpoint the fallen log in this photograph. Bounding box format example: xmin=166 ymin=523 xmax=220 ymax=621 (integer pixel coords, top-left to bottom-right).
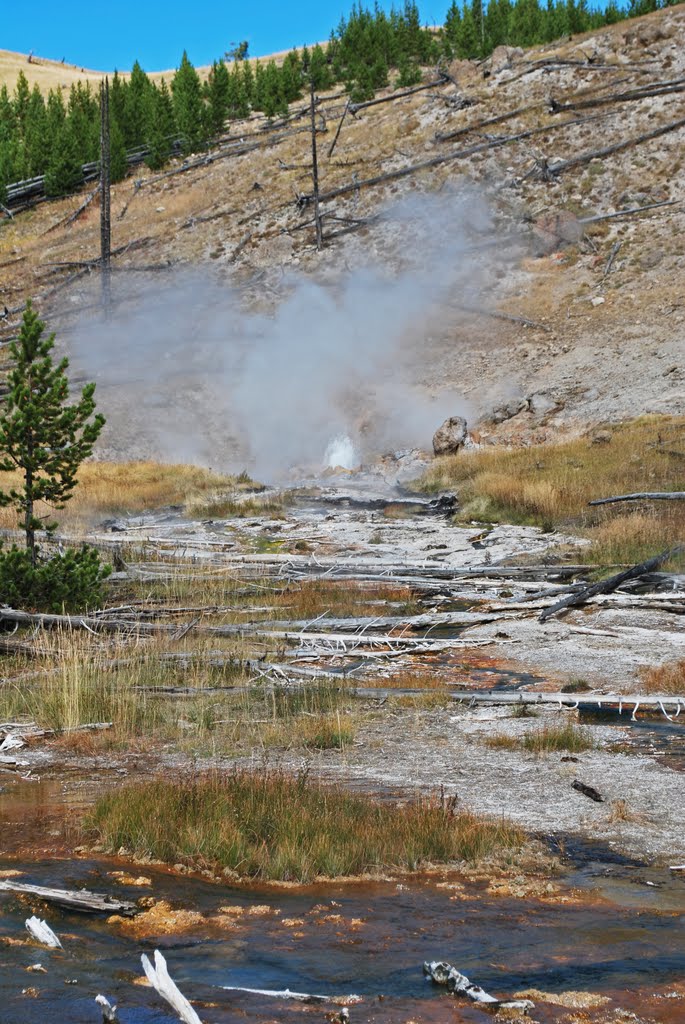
xmin=589 ymin=492 xmax=685 ymax=506
xmin=0 ymin=881 xmax=138 ymax=916
xmin=538 ymin=547 xmax=684 ymax=622
xmin=300 ymin=113 xmax=607 ymax=206
xmin=348 ymin=76 xmax=448 ymax=114
xmin=44 ymin=185 xmax=100 ymax=234
xmin=424 ymin=961 xmax=534 ymax=1011
xmin=541 ymin=115 xmax=685 ymax=178
xmin=222 ymin=984 xmax=360 ymax=1004
xmin=580 ymin=199 xmax=679 ymax=225
xmin=457 ymin=304 xmax=551 ymax=331
xmin=572 ymin=780 xmax=604 ymax=803
xmin=549 ymin=77 xmax=685 ymax=114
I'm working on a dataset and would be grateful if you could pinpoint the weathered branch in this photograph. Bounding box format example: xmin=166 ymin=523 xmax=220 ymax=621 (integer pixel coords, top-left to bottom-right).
xmin=549 ymin=77 xmax=685 ymax=114
xmin=539 ymin=547 xmax=684 ymax=621
xmin=348 ymin=76 xmax=448 ymax=114
xmin=300 ymin=113 xmax=604 ymax=206
xmin=541 ymin=115 xmax=685 ymax=177
xmin=0 ymin=880 xmax=138 ymax=915
xmin=589 ymin=491 xmax=685 ymax=505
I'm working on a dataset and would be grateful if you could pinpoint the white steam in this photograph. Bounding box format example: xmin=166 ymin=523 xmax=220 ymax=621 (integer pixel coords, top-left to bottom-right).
xmin=324 ymin=435 xmax=359 ymax=471
xmin=64 ymin=190 xmax=514 ymax=478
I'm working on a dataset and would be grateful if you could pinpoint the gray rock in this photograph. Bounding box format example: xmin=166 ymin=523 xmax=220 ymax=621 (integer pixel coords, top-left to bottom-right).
xmin=433 ymin=416 xmax=468 ymax=456
xmin=491 ymin=398 xmax=529 ymax=424
xmin=529 ymin=392 xmax=559 ymax=418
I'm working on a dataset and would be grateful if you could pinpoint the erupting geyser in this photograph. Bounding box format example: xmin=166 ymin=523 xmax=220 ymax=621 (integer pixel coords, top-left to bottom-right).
xmin=324 ymin=435 xmax=359 ymax=471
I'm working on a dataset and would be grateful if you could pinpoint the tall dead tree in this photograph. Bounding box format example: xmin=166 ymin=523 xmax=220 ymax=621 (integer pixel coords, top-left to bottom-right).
xmin=99 ymin=77 xmax=112 ymax=312
xmin=309 ymin=79 xmax=323 ymax=251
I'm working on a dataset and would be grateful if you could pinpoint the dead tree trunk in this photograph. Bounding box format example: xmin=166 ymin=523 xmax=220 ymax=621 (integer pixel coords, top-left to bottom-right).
xmin=589 ymin=492 xmax=685 ymax=505
xmin=542 ymin=115 xmax=685 ymax=177
xmin=310 ymin=79 xmax=323 ymax=251
xmin=99 ymin=78 xmax=112 ymax=313
xmin=539 ymin=547 xmax=684 ymax=622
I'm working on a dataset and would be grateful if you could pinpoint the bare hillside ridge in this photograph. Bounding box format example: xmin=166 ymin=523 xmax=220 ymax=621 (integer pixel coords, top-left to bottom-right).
xmin=1 ymin=6 xmax=684 ymax=454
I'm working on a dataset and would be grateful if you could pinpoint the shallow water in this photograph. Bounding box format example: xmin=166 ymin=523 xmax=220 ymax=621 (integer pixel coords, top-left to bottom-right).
xmin=1 ymin=814 xmax=684 ymax=1024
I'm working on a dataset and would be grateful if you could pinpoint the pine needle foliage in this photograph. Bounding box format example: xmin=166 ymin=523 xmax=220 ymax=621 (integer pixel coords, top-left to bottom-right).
xmin=0 ymin=301 xmax=109 ymax=611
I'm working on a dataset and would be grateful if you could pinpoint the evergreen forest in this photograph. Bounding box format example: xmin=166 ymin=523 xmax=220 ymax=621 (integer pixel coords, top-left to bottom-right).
xmin=0 ymin=0 xmax=680 ymax=202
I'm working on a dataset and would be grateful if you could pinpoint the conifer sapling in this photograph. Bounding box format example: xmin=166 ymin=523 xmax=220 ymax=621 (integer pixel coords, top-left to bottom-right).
xmin=0 ymin=301 xmax=105 ymax=565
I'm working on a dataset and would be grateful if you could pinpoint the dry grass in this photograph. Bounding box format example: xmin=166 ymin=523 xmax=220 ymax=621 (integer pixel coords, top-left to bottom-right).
xmin=485 ymin=721 xmax=594 ymax=754
xmin=373 ymin=668 xmax=449 ymax=689
xmin=264 ymin=580 xmax=417 ymax=620
xmin=0 ymin=461 xmax=249 ymax=531
xmin=260 ymin=711 xmax=355 ymax=750
xmin=639 ymin=659 xmax=685 ymax=695
xmin=87 ymin=770 xmax=527 ymax=881
xmin=418 ymin=417 xmax=685 ymax=567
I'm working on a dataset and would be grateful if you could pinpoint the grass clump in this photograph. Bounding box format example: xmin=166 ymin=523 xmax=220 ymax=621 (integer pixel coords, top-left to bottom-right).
xmin=639 ymin=659 xmax=685 ymax=695
xmin=0 ymin=461 xmax=246 ymax=530
xmin=416 ymin=417 xmax=685 ymax=567
xmin=486 ymin=721 xmax=594 ymax=754
xmin=88 ymin=771 xmax=526 ymax=882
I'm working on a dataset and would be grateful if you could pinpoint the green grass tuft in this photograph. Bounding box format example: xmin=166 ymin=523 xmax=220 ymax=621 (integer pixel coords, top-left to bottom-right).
xmin=486 ymin=721 xmax=594 ymax=754
xmin=88 ymin=771 xmax=525 ymax=882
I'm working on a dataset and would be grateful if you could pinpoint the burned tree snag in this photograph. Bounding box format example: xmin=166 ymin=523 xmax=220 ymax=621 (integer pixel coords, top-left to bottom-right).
xmin=309 ymin=79 xmax=323 ymax=251
xmin=99 ymin=77 xmax=112 ymax=312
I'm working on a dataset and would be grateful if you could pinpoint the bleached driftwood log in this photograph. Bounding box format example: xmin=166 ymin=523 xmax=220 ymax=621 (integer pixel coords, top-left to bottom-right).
xmin=142 ymin=950 xmax=203 ymax=1024
xmin=25 ymin=916 xmax=62 ymax=948
xmin=95 ymin=994 xmax=118 ymax=1022
xmin=424 ymin=961 xmax=534 ymax=1010
xmin=222 ymin=984 xmax=360 ymax=1004
xmin=1 ymin=881 xmax=137 ymax=915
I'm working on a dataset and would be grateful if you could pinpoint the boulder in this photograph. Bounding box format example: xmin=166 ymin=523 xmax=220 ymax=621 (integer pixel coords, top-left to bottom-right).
xmin=433 ymin=416 xmax=468 ymax=456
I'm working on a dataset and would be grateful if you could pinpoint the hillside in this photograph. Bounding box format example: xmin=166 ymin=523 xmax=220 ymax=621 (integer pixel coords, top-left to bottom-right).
xmin=1 ymin=6 xmax=684 ymax=466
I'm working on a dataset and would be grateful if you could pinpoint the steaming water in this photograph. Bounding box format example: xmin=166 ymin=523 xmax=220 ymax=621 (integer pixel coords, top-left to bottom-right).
xmin=64 ymin=190 xmax=509 ymax=476
xmin=324 ymin=434 xmax=359 ymax=470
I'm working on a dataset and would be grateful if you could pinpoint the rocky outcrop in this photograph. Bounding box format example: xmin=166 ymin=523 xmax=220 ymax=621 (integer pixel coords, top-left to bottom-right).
xmin=433 ymin=416 xmax=468 ymax=456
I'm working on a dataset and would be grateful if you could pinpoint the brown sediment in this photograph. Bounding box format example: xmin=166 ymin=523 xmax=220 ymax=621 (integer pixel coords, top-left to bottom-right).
xmin=107 ymin=897 xmax=254 ymax=937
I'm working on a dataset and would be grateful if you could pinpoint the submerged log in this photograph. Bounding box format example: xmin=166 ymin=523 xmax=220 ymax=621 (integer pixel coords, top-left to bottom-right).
xmin=95 ymin=994 xmax=119 ymax=1022
xmin=0 ymin=881 xmax=138 ymax=916
xmin=222 ymin=984 xmax=360 ymax=1004
xmin=424 ymin=961 xmax=534 ymax=1010
xmin=25 ymin=916 xmax=62 ymax=948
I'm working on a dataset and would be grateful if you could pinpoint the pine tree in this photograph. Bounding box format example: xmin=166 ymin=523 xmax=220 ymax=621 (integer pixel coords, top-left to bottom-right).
xmin=205 ymin=59 xmax=231 ymax=135
xmin=309 ymin=44 xmax=333 ymax=90
xmin=44 ymin=119 xmax=83 ymax=197
xmin=0 ymin=302 xmax=105 ymax=565
xmin=172 ymin=51 xmax=206 ymax=153
xmin=145 ymin=79 xmax=176 ymax=168
xmin=24 ymin=85 xmax=49 ymax=177
xmin=13 ymin=71 xmax=31 ymax=136
xmin=124 ymin=61 xmax=152 ymax=147
xmin=109 ymin=115 xmax=129 ymax=181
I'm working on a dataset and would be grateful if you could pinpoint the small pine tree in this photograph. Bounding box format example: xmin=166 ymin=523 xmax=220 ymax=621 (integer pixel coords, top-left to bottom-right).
xmin=0 ymin=302 xmax=105 ymax=565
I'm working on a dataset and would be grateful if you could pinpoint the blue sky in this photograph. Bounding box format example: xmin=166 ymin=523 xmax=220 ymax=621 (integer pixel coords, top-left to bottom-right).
xmin=2 ymin=1 xmax=452 ymax=72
